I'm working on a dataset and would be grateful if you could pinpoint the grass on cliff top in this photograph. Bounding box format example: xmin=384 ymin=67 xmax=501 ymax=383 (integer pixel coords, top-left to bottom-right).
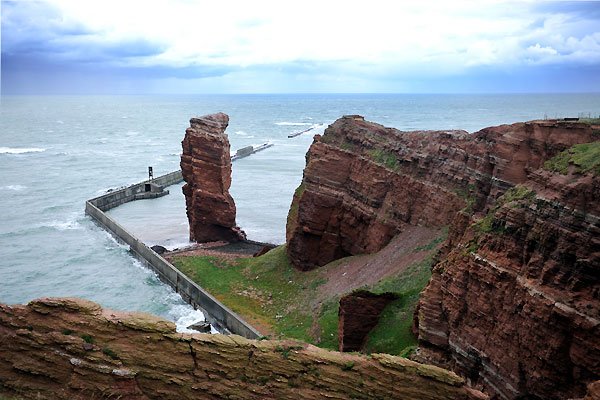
xmin=173 ymin=245 xmax=331 ymax=345
xmin=543 ymin=141 xmax=600 ymax=176
xmin=173 ymin=233 xmax=443 ymax=356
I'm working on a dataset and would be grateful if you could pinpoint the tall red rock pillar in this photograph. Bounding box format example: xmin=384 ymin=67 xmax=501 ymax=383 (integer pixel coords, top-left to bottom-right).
xmin=180 ymin=112 xmax=246 ymax=243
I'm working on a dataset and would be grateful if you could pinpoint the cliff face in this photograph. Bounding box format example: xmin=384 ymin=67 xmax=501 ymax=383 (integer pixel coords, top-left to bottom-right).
xmin=181 ymin=112 xmax=246 ymax=243
xmin=286 ymin=116 xmax=599 ymax=399
xmin=0 ymin=298 xmax=485 ymax=400
xmin=416 ymin=173 xmax=599 ymax=400
xmin=286 ymin=116 xmax=595 ymax=270
xmin=338 ymin=291 xmax=398 ymax=352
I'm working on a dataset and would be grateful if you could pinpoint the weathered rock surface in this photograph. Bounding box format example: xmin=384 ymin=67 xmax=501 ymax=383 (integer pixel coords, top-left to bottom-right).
xmin=181 ymin=113 xmax=246 ymax=243
xmin=416 ymin=174 xmax=600 ymax=400
xmin=286 ymin=115 xmax=599 ymax=399
xmin=0 ymin=297 xmax=485 ymax=400
xmin=338 ymin=290 xmax=398 ymax=352
xmin=287 ymin=116 xmax=596 ymax=270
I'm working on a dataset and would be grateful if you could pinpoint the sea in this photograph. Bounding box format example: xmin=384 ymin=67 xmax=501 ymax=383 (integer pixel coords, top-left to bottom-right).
xmin=1 ymin=93 xmax=599 ymax=331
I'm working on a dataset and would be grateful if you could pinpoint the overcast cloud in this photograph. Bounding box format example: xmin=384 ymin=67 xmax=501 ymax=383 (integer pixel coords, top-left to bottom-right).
xmin=2 ymin=0 xmax=600 ymax=93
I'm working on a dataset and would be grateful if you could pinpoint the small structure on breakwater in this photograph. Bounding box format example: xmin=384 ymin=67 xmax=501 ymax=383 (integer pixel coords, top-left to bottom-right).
xmin=288 ymin=126 xmax=316 ymax=138
xmin=231 ymin=142 xmax=274 ymax=160
xmin=85 ymin=128 xmax=275 ymax=338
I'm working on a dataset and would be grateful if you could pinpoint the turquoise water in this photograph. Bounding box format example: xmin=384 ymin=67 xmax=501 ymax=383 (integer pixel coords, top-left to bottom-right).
xmin=1 ymin=94 xmax=599 ymax=327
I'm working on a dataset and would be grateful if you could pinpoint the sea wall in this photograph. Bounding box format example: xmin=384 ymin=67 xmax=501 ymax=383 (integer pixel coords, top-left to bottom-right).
xmin=85 ymin=171 xmax=261 ymax=339
xmin=89 ymin=170 xmax=183 ymax=211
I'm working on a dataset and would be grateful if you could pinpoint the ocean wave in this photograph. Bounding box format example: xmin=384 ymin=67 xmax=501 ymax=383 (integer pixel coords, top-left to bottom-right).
xmin=275 ymin=122 xmax=313 ymax=126
xmin=163 ymin=240 xmax=192 ymax=251
xmin=0 ymin=147 xmax=46 ymax=154
xmin=235 ymin=130 xmax=248 ymax=136
xmin=125 ymin=130 xmax=139 ymax=136
xmin=99 ymin=229 xmax=130 ymax=250
xmin=169 ymin=304 xmax=213 ymax=333
xmin=46 ymin=218 xmax=83 ymax=231
xmin=2 ymin=185 xmax=27 ymax=191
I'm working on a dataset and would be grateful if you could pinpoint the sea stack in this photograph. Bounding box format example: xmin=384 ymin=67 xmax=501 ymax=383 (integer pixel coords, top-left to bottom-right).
xmin=181 ymin=112 xmax=246 ymax=243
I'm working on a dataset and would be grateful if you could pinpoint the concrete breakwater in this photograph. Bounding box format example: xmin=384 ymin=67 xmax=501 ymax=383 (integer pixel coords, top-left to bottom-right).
xmin=231 ymin=142 xmax=273 ymax=160
xmin=88 ymin=170 xmax=184 ymax=211
xmin=85 ymin=170 xmax=262 ymax=339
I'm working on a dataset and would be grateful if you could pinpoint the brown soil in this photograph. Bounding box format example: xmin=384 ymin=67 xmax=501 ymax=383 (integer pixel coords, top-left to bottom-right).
xmin=315 ymin=226 xmax=443 ymax=302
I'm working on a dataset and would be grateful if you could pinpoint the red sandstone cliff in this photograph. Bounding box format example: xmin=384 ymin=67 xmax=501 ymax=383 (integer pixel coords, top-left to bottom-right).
xmin=181 ymin=113 xmax=246 ymax=243
xmin=416 ymin=172 xmax=599 ymax=400
xmin=0 ymin=297 xmax=485 ymax=400
xmin=286 ymin=116 xmax=599 ymax=399
xmin=286 ymin=116 xmax=596 ymax=270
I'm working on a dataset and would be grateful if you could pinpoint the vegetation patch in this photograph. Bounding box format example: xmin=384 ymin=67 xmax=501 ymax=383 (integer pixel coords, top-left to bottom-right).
xmin=341 ymin=361 xmax=355 ymax=371
xmin=474 ymin=185 xmax=535 ymax=234
xmin=173 ymin=245 xmax=333 ymax=346
xmin=340 ymin=140 xmax=357 ymax=152
xmin=315 ymin=298 xmax=340 ymax=350
xmin=102 ymin=347 xmax=119 ymax=360
xmin=362 ymin=256 xmax=435 ymax=356
xmin=80 ymin=334 xmax=95 ymax=344
xmin=579 ymin=117 xmax=600 ymax=124
xmin=367 ymin=149 xmax=399 ymax=170
xmin=413 ymin=230 xmax=447 ymax=252
xmin=275 ymin=344 xmax=304 ymax=359
xmin=173 ymin=229 xmax=446 ymax=356
xmin=543 ymin=142 xmax=600 ymax=175
xmin=454 ymin=184 xmax=477 ymax=213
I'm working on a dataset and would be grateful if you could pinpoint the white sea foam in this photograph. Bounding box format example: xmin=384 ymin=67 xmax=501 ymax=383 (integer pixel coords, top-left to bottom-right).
xmin=101 ymin=230 xmax=130 ymax=250
xmin=235 ymin=130 xmax=248 ymax=136
xmin=275 ymin=122 xmax=313 ymax=126
xmin=56 ymin=120 xmax=64 ymax=124
xmin=0 ymin=147 xmax=46 ymax=154
xmin=2 ymin=185 xmax=27 ymax=191
xmin=162 ymin=240 xmax=192 ymax=251
xmin=125 ymin=130 xmax=139 ymax=136
xmin=47 ymin=217 xmax=82 ymax=231
xmin=170 ymin=304 xmax=210 ymax=333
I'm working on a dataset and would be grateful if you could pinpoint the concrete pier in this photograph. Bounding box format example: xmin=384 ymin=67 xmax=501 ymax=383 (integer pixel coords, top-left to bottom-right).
xmin=89 ymin=170 xmax=183 ymax=212
xmin=85 ymin=170 xmax=262 ymax=339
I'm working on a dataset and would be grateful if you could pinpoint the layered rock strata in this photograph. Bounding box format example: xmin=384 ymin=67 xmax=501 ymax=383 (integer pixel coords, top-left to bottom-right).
xmin=416 ymin=173 xmax=599 ymax=400
xmin=286 ymin=115 xmax=599 ymax=399
xmin=286 ymin=116 xmax=596 ymax=270
xmin=0 ymin=298 xmax=486 ymax=400
xmin=181 ymin=112 xmax=246 ymax=243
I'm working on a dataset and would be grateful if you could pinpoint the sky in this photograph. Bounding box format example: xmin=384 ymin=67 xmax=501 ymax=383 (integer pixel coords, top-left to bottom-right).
xmin=1 ymin=0 xmax=600 ymax=94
